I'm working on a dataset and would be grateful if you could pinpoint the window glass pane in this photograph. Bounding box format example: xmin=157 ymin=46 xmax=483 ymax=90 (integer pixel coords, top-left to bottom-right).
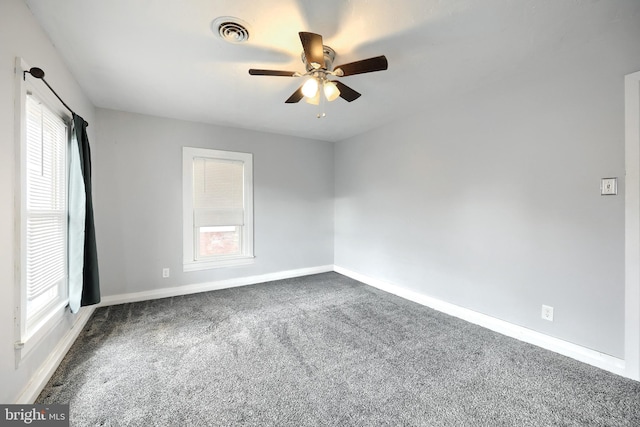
xmin=198 ymin=226 xmax=241 ymax=257
xmin=24 ymin=94 xmax=67 ymax=323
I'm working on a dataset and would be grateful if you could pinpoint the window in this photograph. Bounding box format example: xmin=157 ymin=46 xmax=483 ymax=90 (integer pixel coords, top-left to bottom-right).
xmin=183 ymin=147 xmax=254 ymax=271
xmin=17 ymin=82 xmax=70 ymax=347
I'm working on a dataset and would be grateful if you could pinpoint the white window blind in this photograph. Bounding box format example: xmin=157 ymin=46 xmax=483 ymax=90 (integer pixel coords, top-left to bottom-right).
xmin=25 ymin=94 xmax=67 ymax=319
xmin=193 ymin=157 xmax=245 ymax=227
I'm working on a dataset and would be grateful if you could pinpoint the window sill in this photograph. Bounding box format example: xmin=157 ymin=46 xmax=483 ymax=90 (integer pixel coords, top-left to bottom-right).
xmin=183 ymin=255 xmax=255 ymax=272
xmin=15 ymin=300 xmax=68 ymax=366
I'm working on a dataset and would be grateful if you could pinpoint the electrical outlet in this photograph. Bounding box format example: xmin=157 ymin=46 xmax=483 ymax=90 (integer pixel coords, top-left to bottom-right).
xmin=162 ymin=268 xmax=170 ymax=278
xmin=541 ymin=305 xmax=554 ymax=322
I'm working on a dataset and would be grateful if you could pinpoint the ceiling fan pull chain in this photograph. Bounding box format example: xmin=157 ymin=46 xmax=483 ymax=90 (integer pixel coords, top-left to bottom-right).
xmin=317 ymin=90 xmax=326 ymax=119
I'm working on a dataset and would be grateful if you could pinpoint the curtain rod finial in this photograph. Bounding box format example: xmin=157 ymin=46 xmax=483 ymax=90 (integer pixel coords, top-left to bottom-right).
xmin=28 ymin=67 xmax=45 ymax=79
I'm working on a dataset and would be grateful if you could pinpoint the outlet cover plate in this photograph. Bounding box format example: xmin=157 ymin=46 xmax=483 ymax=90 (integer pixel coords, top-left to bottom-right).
xmin=541 ymin=305 xmax=554 ymax=321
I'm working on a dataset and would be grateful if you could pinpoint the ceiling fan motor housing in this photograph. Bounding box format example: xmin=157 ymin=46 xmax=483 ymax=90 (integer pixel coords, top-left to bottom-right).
xmin=301 ymin=46 xmax=336 ymax=72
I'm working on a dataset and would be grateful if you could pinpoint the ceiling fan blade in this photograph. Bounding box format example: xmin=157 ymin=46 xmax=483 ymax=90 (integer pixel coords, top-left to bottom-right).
xmin=335 ymin=81 xmax=361 ymax=102
xmin=334 ymin=55 xmax=388 ymax=76
xmin=299 ymin=32 xmax=325 ymax=69
xmin=249 ymin=69 xmax=298 ymax=77
xmin=285 ymin=86 xmax=304 ymax=103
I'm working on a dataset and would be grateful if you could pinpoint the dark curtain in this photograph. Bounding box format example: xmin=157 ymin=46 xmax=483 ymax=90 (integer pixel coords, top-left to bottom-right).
xmin=73 ymin=113 xmax=100 ymax=306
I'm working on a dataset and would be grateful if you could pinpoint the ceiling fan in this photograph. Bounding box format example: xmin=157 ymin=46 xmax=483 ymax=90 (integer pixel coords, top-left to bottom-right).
xmin=248 ymin=32 xmax=388 ymax=106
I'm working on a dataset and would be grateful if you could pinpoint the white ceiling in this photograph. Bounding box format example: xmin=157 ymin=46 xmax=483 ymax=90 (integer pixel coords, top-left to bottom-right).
xmin=24 ymin=0 xmax=633 ymax=142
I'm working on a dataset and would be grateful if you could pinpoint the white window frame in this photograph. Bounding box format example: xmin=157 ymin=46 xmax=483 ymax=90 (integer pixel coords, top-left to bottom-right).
xmin=14 ymin=58 xmax=71 ymax=360
xmin=183 ymin=147 xmax=254 ymax=271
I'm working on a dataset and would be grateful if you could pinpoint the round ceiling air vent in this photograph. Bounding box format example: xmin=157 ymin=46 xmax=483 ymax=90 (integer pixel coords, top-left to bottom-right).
xmin=212 ymin=17 xmax=250 ymax=43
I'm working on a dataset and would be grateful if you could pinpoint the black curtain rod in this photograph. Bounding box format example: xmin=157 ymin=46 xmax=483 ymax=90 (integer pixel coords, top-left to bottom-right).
xmin=24 ymin=67 xmax=76 ymax=116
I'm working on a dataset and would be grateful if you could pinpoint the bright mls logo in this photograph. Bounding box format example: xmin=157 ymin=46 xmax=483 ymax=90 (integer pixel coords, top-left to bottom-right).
xmin=0 ymin=405 xmax=69 ymax=426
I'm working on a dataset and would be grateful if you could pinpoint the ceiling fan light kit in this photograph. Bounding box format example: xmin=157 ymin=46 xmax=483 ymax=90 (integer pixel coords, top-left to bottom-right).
xmin=301 ymin=75 xmax=340 ymax=102
xmin=323 ymin=81 xmax=340 ymax=102
xmin=248 ymin=32 xmax=388 ymax=116
xmin=302 ymin=77 xmax=319 ymax=98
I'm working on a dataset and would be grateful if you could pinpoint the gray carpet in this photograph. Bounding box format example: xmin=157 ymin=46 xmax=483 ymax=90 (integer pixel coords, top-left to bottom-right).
xmin=38 ymin=272 xmax=640 ymax=426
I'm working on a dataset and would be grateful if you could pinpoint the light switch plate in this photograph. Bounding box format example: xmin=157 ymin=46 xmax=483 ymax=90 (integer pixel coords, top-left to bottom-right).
xmin=601 ymin=178 xmax=617 ymax=195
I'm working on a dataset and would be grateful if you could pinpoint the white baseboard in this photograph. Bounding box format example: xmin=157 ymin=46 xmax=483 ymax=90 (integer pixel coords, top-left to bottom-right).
xmin=334 ymin=265 xmax=628 ymax=379
xmin=99 ymin=265 xmax=335 ymax=306
xmin=16 ymin=264 xmax=630 ymax=405
xmin=15 ymin=305 xmax=96 ymax=403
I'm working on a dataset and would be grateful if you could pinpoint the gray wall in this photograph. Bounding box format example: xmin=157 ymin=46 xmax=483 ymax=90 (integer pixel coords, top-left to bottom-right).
xmin=0 ymin=0 xmax=96 ymax=403
xmin=94 ymin=109 xmax=334 ymax=297
xmin=334 ymin=13 xmax=640 ymax=358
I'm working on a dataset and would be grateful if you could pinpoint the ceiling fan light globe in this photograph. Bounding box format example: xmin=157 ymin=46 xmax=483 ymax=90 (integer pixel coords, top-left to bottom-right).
xmin=301 ymin=78 xmax=319 ymax=98
xmin=305 ymin=91 xmax=321 ymax=105
xmin=324 ymin=81 xmax=340 ymax=102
